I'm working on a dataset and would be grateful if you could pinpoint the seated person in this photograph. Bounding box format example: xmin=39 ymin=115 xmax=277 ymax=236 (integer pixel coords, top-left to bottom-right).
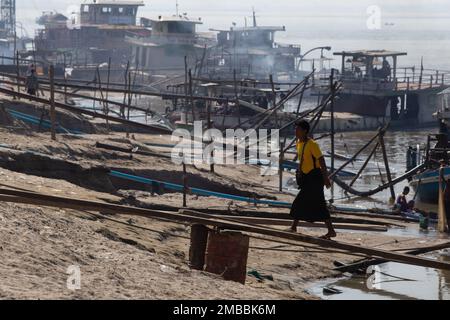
xmin=394 ymin=187 xmax=410 ymax=213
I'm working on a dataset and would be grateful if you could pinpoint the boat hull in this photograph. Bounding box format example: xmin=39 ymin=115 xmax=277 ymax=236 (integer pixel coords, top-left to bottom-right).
xmin=410 ymin=167 xmax=450 ymax=204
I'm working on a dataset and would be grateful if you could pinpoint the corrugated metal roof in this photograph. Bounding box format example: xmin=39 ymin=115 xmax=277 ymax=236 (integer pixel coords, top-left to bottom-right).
xmin=334 ymin=50 xmax=407 ymax=57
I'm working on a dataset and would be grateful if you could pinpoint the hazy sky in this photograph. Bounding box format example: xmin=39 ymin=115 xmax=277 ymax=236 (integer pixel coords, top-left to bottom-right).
xmin=10 ymin=0 xmax=450 ymax=70
xmin=17 ymin=0 xmax=450 ymax=26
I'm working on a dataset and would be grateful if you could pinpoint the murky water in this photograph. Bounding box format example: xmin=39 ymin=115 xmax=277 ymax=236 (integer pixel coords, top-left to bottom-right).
xmin=288 ymin=128 xmax=450 ymax=300
xmin=309 ymin=253 xmax=450 ymax=300
xmin=313 ymin=129 xmax=435 ymax=211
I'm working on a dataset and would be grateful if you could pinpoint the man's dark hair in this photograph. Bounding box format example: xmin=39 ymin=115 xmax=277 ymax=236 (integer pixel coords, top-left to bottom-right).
xmin=403 ymin=186 xmax=410 ymax=193
xmin=295 ymin=120 xmax=310 ymax=134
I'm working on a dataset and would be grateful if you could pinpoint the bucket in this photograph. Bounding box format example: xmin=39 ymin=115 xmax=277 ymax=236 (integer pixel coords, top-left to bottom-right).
xmin=189 ymin=224 xmax=209 ymax=270
xmin=205 ymin=230 xmax=250 ymax=285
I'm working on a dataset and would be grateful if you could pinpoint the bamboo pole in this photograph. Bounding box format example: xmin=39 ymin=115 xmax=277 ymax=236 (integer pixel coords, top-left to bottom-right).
xmin=15 ymin=50 xmax=20 ymax=99
xmin=105 ymin=57 xmax=112 ymax=130
xmin=0 ymin=85 xmax=172 ymax=134
xmin=379 ymin=132 xmax=396 ymax=201
xmin=49 ymin=65 xmax=56 ymax=141
xmin=121 ymin=61 xmax=130 ymax=118
xmin=438 ymin=166 xmax=449 ymax=233
xmin=0 ymin=71 xmax=230 ymax=103
xmin=183 ymin=161 xmax=188 ymax=208
xmin=279 ymin=142 xmax=285 ymax=192
xmin=329 ymin=125 xmax=387 ymax=180
xmin=330 ymin=69 xmax=336 ymax=182
xmin=63 ymin=53 xmax=67 ymax=103
xmin=349 ymin=142 xmax=379 ymax=187
xmin=207 ymin=87 xmax=215 ymax=173
xmin=189 ymin=69 xmax=195 ymax=122
xmin=269 ymin=74 xmax=279 ymax=127
xmin=233 ymin=69 xmax=241 ymax=126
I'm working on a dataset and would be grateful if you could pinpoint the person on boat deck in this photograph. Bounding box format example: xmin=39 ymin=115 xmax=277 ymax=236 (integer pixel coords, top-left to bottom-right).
xmin=395 ymin=187 xmax=410 ymax=213
xmin=289 ymin=120 xmax=337 ymax=240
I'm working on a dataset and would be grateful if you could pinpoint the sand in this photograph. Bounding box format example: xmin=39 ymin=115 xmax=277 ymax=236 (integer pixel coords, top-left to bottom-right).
xmin=0 ymin=120 xmax=447 ymax=300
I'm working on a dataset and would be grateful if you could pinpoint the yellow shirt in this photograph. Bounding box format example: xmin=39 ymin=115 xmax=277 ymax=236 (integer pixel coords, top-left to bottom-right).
xmin=297 ymin=139 xmax=323 ymax=174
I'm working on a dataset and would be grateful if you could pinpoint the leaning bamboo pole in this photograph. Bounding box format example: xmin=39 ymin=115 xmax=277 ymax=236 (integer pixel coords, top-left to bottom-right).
xmin=0 ymin=85 xmax=172 ymax=134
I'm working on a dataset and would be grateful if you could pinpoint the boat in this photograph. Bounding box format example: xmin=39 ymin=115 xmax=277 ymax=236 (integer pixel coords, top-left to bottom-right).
xmin=410 ymin=166 xmax=449 ymax=203
xmin=33 ymin=0 xmax=151 ymax=81
xmin=205 ymin=10 xmax=302 ymax=81
xmin=312 ymin=50 xmax=450 ymax=128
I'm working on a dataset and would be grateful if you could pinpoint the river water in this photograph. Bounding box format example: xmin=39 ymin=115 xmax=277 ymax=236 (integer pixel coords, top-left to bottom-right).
xmin=299 ymin=129 xmax=435 ymax=212
xmin=309 ymin=253 xmax=450 ymax=300
xmin=300 ymin=128 xmax=450 ymax=300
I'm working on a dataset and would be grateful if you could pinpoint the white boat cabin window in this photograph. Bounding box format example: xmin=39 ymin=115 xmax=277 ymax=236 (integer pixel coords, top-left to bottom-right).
xmin=82 ymin=5 xmax=89 ymax=13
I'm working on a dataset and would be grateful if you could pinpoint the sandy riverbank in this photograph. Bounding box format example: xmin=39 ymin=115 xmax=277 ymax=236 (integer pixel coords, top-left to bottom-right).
xmin=0 ymin=103 xmax=448 ymax=300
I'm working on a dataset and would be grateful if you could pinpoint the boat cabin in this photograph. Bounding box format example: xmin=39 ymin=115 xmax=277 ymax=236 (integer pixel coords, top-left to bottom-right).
xmin=334 ymin=50 xmax=407 ymax=83
xmin=80 ymin=0 xmax=144 ymax=26
xmin=128 ymin=15 xmax=208 ymax=72
xmin=147 ymin=15 xmax=203 ymax=44
xmin=206 ymin=13 xmax=301 ymax=78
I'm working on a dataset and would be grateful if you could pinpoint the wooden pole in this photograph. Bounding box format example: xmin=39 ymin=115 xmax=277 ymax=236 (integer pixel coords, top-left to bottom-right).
xmin=183 ymin=162 xmax=188 ymax=208
xmin=184 ymin=56 xmax=188 ymax=119
xmin=349 ymin=142 xmax=379 ymax=187
xmin=63 ymin=53 xmax=67 ymax=103
xmin=49 ymin=65 xmax=56 ymax=141
xmin=329 ymin=125 xmax=387 ymax=180
xmin=438 ymin=166 xmax=449 ymax=233
xmin=207 ymin=87 xmax=214 ymax=173
xmin=269 ymin=74 xmax=279 ymax=127
xmin=189 ymin=69 xmax=195 ymax=122
xmin=105 ymin=57 xmax=112 ymax=129
xmin=279 ymin=142 xmax=285 ymax=192
xmin=0 ymin=71 xmax=230 ymax=103
xmin=15 ymin=50 xmax=20 ymax=99
xmin=330 ymin=69 xmax=336 ymax=193
xmin=121 ymin=61 xmax=130 ymax=118
xmin=379 ymin=132 xmax=396 ymax=201
xmin=0 ymin=85 xmax=171 ymax=134
xmin=233 ymin=69 xmax=241 ymax=126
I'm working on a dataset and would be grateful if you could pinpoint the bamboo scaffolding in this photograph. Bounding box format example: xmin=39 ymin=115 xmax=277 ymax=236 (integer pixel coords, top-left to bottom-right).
xmin=0 ymin=85 xmax=172 ymax=134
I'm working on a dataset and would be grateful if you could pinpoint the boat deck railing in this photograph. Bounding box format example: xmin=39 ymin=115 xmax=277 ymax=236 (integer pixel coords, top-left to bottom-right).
xmin=312 ymin=67 xmax=450 ymax=95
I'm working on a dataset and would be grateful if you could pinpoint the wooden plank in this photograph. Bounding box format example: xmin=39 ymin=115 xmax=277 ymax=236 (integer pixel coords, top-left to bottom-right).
xmin=331 ymin=210 xmax=414 ymax=223
xmin=211 ymin=215 xmax=388 ymax=232
xmin=113 ymin=199 xmax=400 ymax=226
xmin=0 ymin=188 xmax=450 ymax=271
xmin=335 ymin=242 xmax=450 ymax=273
